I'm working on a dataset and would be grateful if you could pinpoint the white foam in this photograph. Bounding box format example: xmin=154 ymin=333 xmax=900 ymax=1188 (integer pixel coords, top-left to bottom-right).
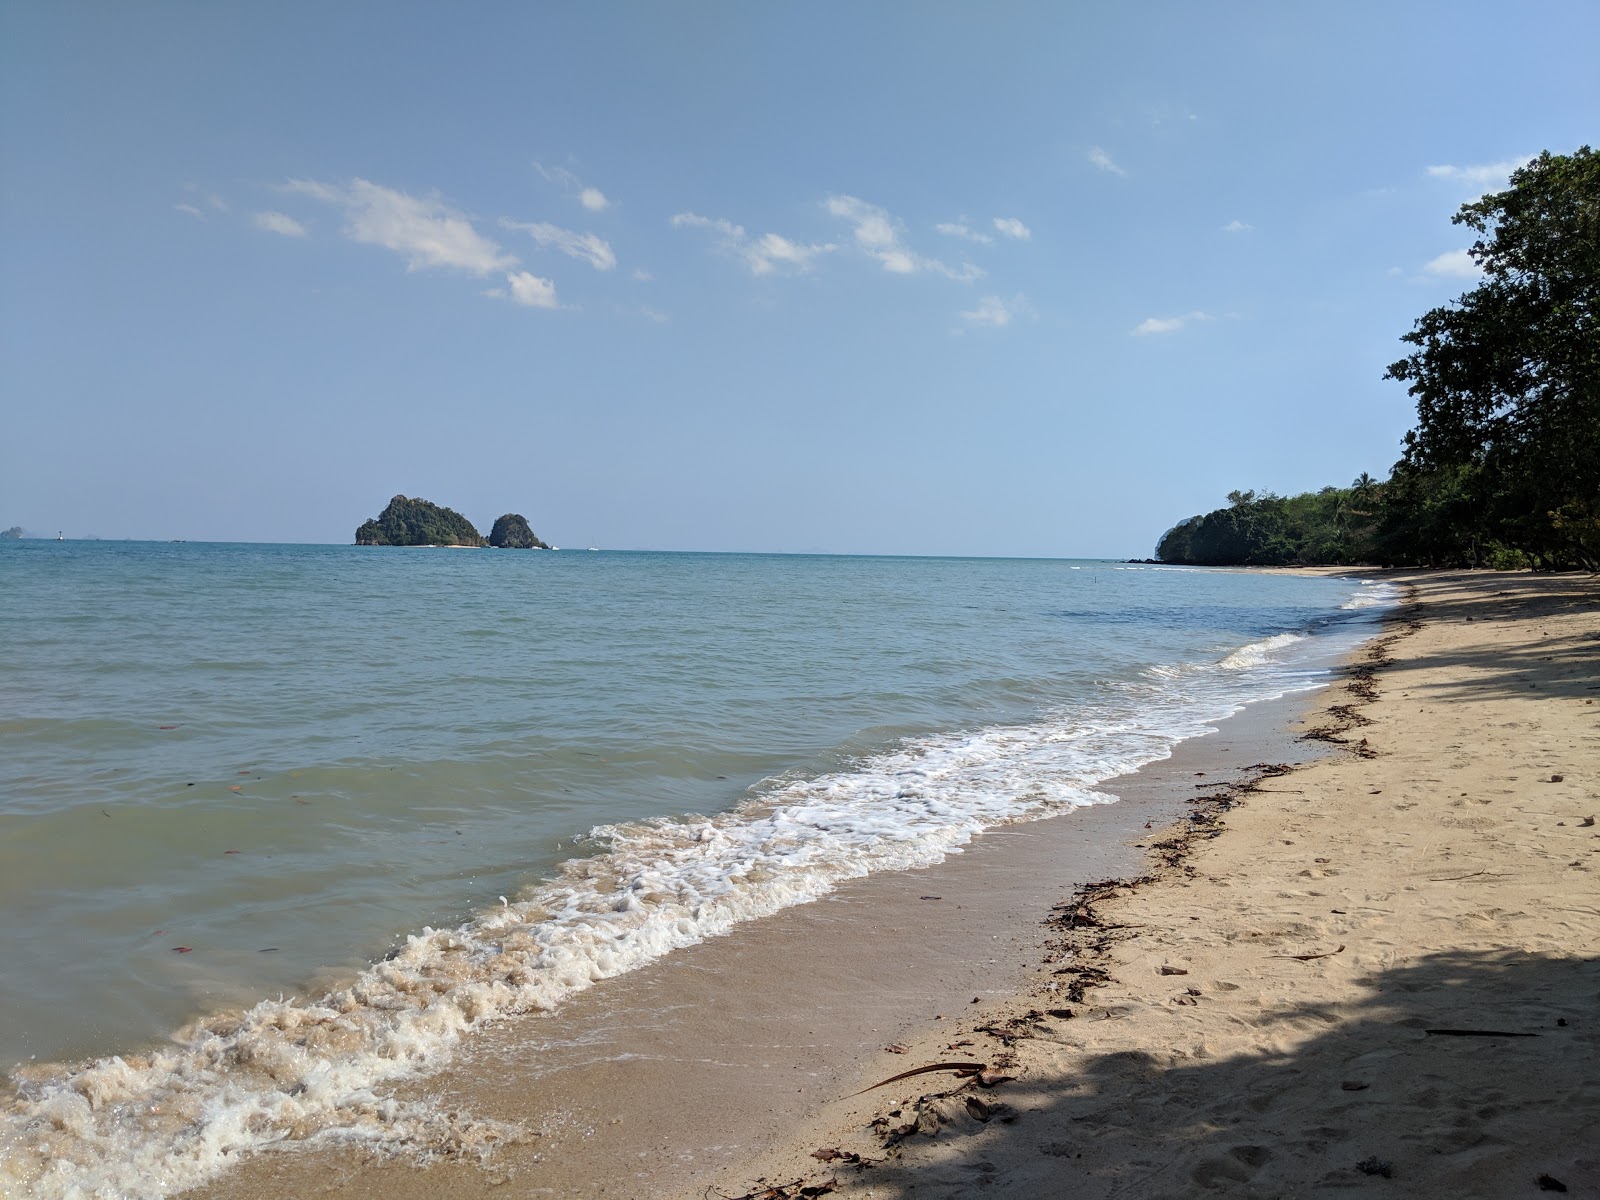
xmin=0 ymin=600 xmax=1389 ymax=1198
xmin=1339 ymin=581 xmax=1401 ymax=610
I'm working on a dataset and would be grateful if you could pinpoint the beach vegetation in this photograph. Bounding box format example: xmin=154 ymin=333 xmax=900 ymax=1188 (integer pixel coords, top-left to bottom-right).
xmin=1385 ymin=147 xmax=1598 ymax=570
xmin=1 ymin=525 xmax=22 ymax=540
xmin=488 ymin=513 xmax=549 ymax=549
xmin=354 ymin=495 xmax=486 ymax=547
xmin=1160 ymin=147 xmax=1597 ymax=570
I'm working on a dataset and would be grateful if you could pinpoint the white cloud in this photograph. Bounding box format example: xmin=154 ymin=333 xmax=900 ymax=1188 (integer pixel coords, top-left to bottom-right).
xmin=937 ymin=220 xmax=993 ymax=245
xmin=959 ymin=294 xmax=1030 ymax=329
xmin=253 ymin=210 xmax=307 ymax=238
xmin=1223 ymin=219 xmax=1253 ymax=233
xmin=176 ymin=202 xmax=205 ymax=219
xmin=286 ymin=178 xmax=515 ymax=275
xmin=1132 ymin=310 xmax=1213 ymax=335
xmin=500 ymin=271 xmax=559 ymax=308
xmin=1425 ymin=156 xmax=1532 ymax=194
xmin=1421 ymin=247 xmax=1481 ymax=279
xmin=670 ymin=211 xmax=834 ymax=276
xmin=502 ymin=219 xmax=616 ymax=271
xmin=826 ymin=195 xmax=982 ymax=281
xmin=535 ymin=162 xmax=613 ymax=211
xmin=1088 ymin=146 xmax=1126 ymax=176
xmin=632 ymin=267 xmax=653 ymax=282
xmin=992 ymin=217 xmax=1030 ymax=240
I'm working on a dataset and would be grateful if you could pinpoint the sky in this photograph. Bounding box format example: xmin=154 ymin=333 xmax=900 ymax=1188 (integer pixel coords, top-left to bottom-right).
xmin=2 ymin=1 xmax=1596 ymax=556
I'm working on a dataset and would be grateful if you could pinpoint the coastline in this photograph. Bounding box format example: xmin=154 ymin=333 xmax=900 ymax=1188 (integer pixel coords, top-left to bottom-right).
xmin=32 ymin=567 xmax=1596 ymax=1199
xmin=686 ymin=568 xmax=1600 ymax=1199
xmin=187 ymin=580 xmax=1379 ymax=1200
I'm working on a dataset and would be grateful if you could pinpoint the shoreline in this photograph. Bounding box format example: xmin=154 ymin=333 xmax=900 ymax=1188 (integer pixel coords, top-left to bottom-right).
xmin=685 ymin=569 xmax=1600 ymax=1199
xmin=185 ymin=585 xmax=1378 ymax=1200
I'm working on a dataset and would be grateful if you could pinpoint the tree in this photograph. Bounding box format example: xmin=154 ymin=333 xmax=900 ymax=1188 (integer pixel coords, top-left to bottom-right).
xmin=488 ymin=513 xmax=548 ymax=549
xmin=354 ymin=495 xmax=485 ymax=546
xmin=1384 ymin=147 xmax=1599 ymax=568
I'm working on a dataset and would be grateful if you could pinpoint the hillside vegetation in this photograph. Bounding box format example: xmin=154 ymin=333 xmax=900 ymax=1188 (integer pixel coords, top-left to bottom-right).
xmin=1159 ymin=148 xmax=1597 ymax=572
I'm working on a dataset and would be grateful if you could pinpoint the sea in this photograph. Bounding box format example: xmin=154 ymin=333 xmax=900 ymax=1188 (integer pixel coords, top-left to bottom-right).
xmin=0 ymin=541 xmax=1395 ymax=1196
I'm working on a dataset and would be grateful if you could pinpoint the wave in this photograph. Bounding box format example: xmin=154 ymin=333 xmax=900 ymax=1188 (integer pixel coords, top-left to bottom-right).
xmin=0 ymin=591 xmax=1396 ymax=1198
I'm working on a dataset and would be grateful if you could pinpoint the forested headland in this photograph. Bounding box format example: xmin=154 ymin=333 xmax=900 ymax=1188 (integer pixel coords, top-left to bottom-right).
xmin=1158 ymin=148 xmax=1597 ymax=571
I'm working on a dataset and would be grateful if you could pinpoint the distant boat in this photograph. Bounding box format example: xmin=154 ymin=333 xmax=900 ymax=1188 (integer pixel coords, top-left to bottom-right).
xmin=588 ymin=547 xmax=599 ymax=552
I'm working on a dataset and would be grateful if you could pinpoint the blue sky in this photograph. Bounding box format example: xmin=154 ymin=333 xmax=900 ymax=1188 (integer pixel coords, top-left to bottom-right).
xmin=2 ymin=1 xmax=1595 ymax=555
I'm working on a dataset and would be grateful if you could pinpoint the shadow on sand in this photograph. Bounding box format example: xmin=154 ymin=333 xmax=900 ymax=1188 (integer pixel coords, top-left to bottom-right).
xmin=816 ymin=948 xmax=1599 ymax=1198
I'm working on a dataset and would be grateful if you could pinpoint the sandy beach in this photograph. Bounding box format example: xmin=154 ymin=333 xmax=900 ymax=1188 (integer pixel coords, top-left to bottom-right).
xmin=187 ymin=568 xmax=1598 ymax=1200
xmin=686 ymin=569 xmax=1600 ymax=1200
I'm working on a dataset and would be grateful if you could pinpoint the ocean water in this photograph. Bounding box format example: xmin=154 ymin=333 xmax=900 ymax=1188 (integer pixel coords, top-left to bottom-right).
xmin=0 ymin=542 xmax=1393 ymax=1196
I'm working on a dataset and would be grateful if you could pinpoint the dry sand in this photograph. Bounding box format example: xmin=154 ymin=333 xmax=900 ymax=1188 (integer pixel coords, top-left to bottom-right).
xmin=686 ymin=570 xmax=1600 ymax=1200
xmin=192 ymin=569 xmax=1599 ymax=1200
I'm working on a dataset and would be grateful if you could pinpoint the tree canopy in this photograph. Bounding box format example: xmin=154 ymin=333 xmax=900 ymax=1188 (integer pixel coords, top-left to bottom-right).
xmin=1160 ymin=147 xmax=1597 ymax=571
xmin=1384 ymin=147 xmax=1598 ymax=569
xmin=355 ymin=495 xmax=486 ymax=546
xmin=487 ymin=513 xmax=548 ymax=549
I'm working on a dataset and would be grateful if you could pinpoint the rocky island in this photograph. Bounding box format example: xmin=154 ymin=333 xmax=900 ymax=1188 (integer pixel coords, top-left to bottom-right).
xmin=354 ymin=496 xmax=549 ymax=549
xmin=488 ymin=513 xmax=549 ymax=549
xmin=354 ymin=495 xmax=485 ymax=547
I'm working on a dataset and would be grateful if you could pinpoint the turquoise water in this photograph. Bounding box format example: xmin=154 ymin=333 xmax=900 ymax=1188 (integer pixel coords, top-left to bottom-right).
xmin=0 ymin=542 xmax=1388 ymax=1196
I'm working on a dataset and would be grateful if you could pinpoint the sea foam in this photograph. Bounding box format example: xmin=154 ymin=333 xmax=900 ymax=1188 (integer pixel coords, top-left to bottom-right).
xmin=0 ymin=590 xmax=1395 ymax=1199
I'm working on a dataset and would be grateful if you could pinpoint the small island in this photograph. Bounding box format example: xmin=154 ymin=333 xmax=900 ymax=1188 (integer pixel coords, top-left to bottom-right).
xmin=354 ymin=496 xmax=550 ymax=549
xmin=355 ymin=495 xmax=486 ymax=547
xmin=488 ymin=513 xmax=549 ymax=549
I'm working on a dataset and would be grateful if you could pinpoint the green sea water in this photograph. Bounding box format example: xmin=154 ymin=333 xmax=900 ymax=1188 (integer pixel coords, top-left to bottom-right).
xmin=0 ymin=541 xmax=1391 ymax=1197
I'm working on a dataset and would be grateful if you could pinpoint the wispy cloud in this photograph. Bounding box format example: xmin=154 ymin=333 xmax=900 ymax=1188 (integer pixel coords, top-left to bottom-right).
xmin=1087 ymin=146 xmax=1126 ymax=176
xmin=502 ymin=219 xmax=616 ymax=271
xmin=992 ymin=217 xmax=1030 ymax=240
xmin=670 ymin=212 xmax=835 ymax=276
xmin=937 ymin=219 xmax=993 ymax=245
xmin=496 ymin=271 xmax=559 ymax=308
xmin=286 ymin=178 xmax=516 ymax=275
xmin=1223 ymin=219 xmax=1253 ymax=233
xmin=632 ymin=267 xmax=653 ymax=282
xmin=535 ymin=162 xmax=612 ymax=211
xmin=1425 ymin=156 xmax=1532 ymax=195
xmin=1133 ymin=310 xmax=1212 ymax=335
xmin=253 ymin=211 xmax=307 ymax=238
xmin=959 ymin=293 xmax=1031 ymax=329
xmin=826 ymin=195 xmax=981 ymax=281
xmin=1421 ymin=248 xmax=1481 ymax=279
xmin=176 ymin=202 xmax=205 ymax=219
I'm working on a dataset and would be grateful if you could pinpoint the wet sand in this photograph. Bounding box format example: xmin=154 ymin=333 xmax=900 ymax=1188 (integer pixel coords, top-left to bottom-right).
xmin=195 ymin=634 xmax=1340 ymax=1198
xmin=687 ymin=569 xmax=1600 ymax=1199
xmin=195 ymin=569 xmax=1599 ymax=1200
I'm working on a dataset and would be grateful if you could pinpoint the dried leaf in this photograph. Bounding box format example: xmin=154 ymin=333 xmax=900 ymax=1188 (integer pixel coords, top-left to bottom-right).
xmin=849 ymin=1062 xmax=986 ymax=1096
xmin=1269 ymin=944 xmax=1346 ymax=961
xmin=171 ymin=946 xmax=192 ymax=953
xmin=965 ymin=1096 xmax=994 ymax=1122
xmin=1157 ymin=964 xmax=1189 ymax=976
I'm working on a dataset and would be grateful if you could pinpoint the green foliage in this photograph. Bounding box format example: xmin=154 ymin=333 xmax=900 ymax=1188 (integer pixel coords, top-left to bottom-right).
xmin=1156 ymin=479 xmax=1382 ymax=566
xmin=1159 ymin=147 xmax=1597 ymax=571
xmin=354 ymin=495 xmax=486 ymax=547
xmin=1384 ymin=147 xmax=1599 ymax=569
xmin=487 ymin=513 xmax=548 ymax=549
